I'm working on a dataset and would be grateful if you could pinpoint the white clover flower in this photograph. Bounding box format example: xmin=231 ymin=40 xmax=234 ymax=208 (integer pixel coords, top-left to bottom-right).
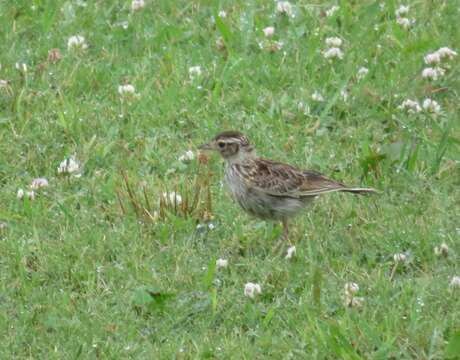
xmin=423 ymin=48 xmax=457 ymax=66
xmin=340 ymin=88 xmax=348 ymax=102
xmin=244 ymin=282 xmax=262 ymax=299
xmin=396 ymin=17 xmax=414 ymax=29
xmin=15 ymin=62 xmax=27 ymax=72
xmin=118 ymin=84 xmax=136 ymax=96
xmin=215 ymin=37 xmax=226 ymax=50
xmin=297 ymin=101 xmax=310 ymax=114
xmin=17 ymin=188 xmax=25 ymax=199
xmin=276 ymin=1 xmax=293 ymax=17
xmin=398 ymin=99 xmax=422 ymax=113
xmin=57 ymin=157 xmax=82 ymax=176
xmin=344 ymin=282 xmax=359 ymax=296
xmin=188 ymin=66 xmax=202 ymax=80
xmin=311 ymin=91 xmax=324 ymax=102
xmin=421 ymin=67 xmax=445 ymax=80
xmin=218 ymin=10 xmax=227 ymax=18
xmin=451 ymin=276 xmax=460 ymax=289
xmin=357 ymin=67 xmax=369 ymax=81
xmin=118 ymin=84 xmax=139 ymax=99
xmin=344 ymin=296 xmax=364 ymax=308
xmin=434 ymin=243 xmax=449 ymax=257
xmin=30 ymin=178 xmax=49 ymax=190
xmin=163 ymin=191 xmax=182 ymax=205
xmin=323 ymin=47 xmax=344 ymax=60
xmin=325 ymin=37 xmax=343 ymax=47
xmin=0 ymin=79 xmax=8 ymax=88
xmin=216 ymin=258 xmax=228 ymax=269
xmin=67 ymin=35 xmax=88 ymax=50
xmin=17 ymin=189 xmax=35 ymax=200
xmin=178 ymin=150 xmax=195 ymax=162
xmin=422 ymin=98 xmax=441 ymax=114
xmin=285 ymin=245 xmax=296 ymax=259
xmin=436 ymin=47 xmax=457 ymax=60
xmin=326 ymin=5 xmax=339 ymax=17
xmin=395 ymin=5 xmax=410 ymax=18
xmin=131 ymin=0 xmax=145 ymax=11
xmin=424 ymin=52 xmax=441 ymax=65
xmin=263 ymin=26 xmax=275 ymax=38
xmin=393 ymin=253 xmax=407 ymax=263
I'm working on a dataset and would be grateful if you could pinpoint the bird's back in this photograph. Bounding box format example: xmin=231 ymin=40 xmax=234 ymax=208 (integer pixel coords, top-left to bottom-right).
xmin=234 ymin=158 xmax=348 ymax=196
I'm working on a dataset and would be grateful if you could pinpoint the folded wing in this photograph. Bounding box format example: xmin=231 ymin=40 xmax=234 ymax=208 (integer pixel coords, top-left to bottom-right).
xmin=241 ymin=159 xmax=348 ymax=198
xmin=241 ymin=159 xmax=375 ymax=198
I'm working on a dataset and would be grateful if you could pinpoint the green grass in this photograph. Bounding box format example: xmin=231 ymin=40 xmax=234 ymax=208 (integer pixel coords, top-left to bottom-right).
xmin=1 ymin=0 xmax=459 ymax=358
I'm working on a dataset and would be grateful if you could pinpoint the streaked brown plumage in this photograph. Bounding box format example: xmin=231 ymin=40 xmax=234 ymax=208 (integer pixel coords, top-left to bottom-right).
xmin=199 ymin=131 xmax=376 ymax=251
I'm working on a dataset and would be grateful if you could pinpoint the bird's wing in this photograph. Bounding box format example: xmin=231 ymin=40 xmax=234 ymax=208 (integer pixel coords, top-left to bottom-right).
xmin=239 ymin=159 xmax=346 ymax=198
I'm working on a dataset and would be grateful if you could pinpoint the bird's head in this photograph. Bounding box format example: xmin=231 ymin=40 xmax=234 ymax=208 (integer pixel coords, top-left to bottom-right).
xmin=199 ymin=131 xmax=255 ymax=162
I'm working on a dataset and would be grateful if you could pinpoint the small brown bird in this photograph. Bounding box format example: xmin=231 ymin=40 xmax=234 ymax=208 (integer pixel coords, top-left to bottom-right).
xmin=199 ymin=131 xmax=376 ymax=251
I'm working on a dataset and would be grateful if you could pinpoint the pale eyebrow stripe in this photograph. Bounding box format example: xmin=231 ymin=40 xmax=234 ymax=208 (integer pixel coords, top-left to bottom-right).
xmin=219 ymin=138 xmax=242 ymax=143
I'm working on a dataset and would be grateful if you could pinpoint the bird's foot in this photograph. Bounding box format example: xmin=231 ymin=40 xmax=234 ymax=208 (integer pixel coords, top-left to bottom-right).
xmin=271 ymin=234 xmax=287 ymax=255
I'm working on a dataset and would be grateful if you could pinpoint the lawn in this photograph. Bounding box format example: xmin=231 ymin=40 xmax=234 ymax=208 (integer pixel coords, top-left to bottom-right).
xmin=1 ymin=0 xmax=459 ymax=358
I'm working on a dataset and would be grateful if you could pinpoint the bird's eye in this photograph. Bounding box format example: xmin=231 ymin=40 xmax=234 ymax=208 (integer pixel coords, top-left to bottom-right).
xmin=218 ymin=142 xmax=225 ymax=148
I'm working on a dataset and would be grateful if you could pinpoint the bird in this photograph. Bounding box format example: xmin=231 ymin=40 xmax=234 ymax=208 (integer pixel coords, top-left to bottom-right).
xmin=199 ymin=130 xmax=377 ymax=252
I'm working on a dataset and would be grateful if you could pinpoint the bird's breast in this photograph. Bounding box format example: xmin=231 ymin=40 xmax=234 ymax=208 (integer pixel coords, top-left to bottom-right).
xmin=224 ymin=165 xmax=248 ymax=201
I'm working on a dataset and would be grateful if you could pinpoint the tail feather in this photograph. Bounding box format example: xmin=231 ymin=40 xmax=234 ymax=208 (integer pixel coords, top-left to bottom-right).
xmin=339 ymin=187 xmax=378 ymax=195
xmin=298 ymin=186 xmax=378 ymax=197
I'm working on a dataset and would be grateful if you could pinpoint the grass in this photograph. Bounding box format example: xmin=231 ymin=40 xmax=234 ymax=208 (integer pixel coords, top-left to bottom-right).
xmin=1 ymin=0 xmax=459 ymax=358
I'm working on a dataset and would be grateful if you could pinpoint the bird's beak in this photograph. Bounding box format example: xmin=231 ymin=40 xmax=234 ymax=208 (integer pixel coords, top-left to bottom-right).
xmin=198 ymin=142 xmax=213 ymax=150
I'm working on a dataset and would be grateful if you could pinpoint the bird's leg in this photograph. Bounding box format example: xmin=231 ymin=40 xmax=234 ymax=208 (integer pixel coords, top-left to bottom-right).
xmin=271 ymin=218 xmax=289 ymax=254
xmin=282 ymin=217 xmax=289 ymax=241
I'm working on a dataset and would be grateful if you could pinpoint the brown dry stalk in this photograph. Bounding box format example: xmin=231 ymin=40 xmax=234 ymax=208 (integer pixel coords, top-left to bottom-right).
xmin=122 ymin=170 xmax=142 ymax=217
xmin=117 ymin=164 xmax=214 ymax=222
xmin=115 ymin=187 xmax=126 ymax=215
xmin=142 ymin=184 xmax=152 ymax=211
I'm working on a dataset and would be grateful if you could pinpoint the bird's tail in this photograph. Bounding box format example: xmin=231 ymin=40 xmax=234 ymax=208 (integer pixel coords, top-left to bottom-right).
xmin=339 ymin=187 xmax=379 ymax=195
xmin=298 ymin=186 xmax=378 ymax=197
